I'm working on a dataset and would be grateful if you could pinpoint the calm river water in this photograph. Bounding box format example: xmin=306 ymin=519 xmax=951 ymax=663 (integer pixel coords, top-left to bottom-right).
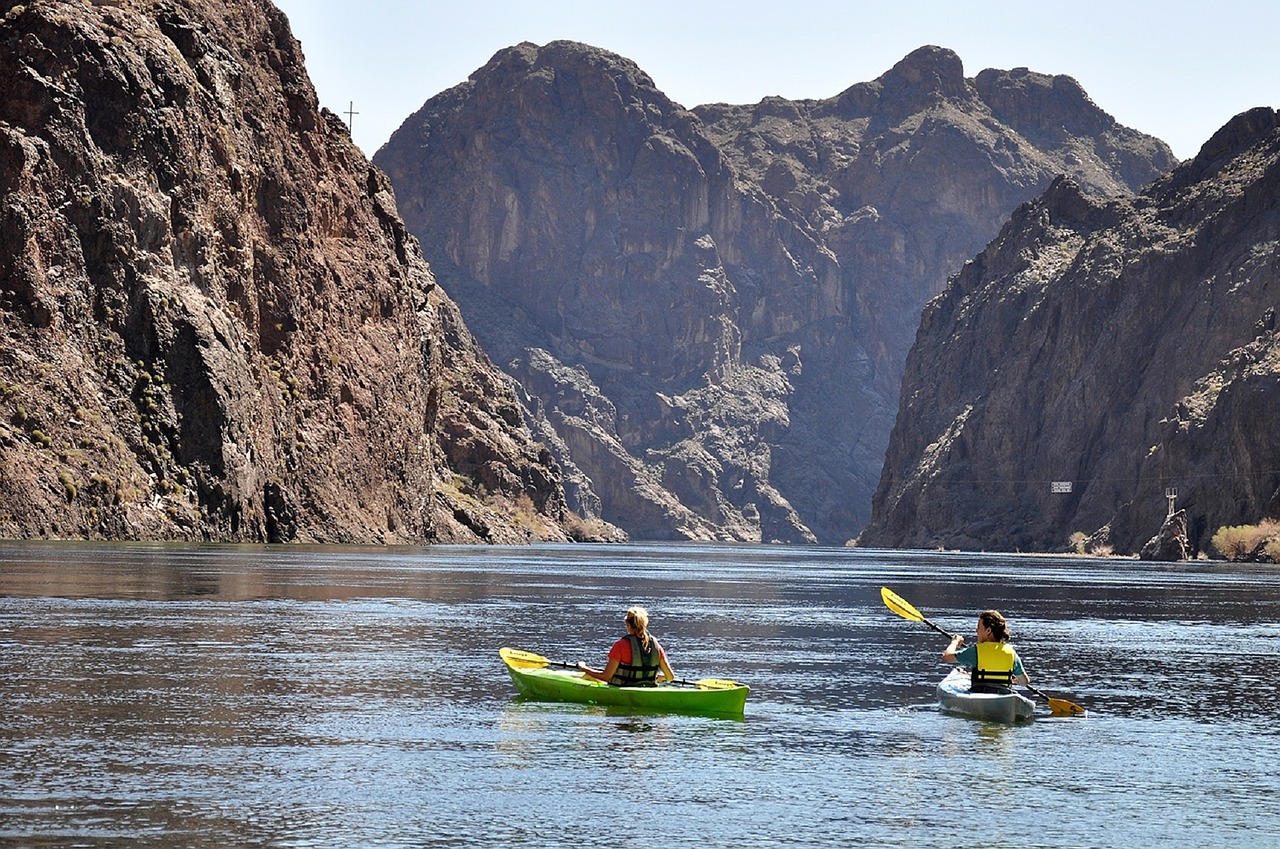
xmin=2 ymin=541 xmax=1278 ymax=848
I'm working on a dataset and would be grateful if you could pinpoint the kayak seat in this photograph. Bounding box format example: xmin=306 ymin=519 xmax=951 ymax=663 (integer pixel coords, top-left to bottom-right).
xmin=970 ymin=683 xmax=1014 ymax=695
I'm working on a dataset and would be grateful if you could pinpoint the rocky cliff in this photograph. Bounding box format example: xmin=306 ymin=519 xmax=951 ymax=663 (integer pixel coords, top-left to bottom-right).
xmin=0 ymin=0 xmax=599 ymax=543
xmin=861 ymin=108 xmax=1280 ymax=555
xmin=375 ymin=42 xmax=1175 ymax=543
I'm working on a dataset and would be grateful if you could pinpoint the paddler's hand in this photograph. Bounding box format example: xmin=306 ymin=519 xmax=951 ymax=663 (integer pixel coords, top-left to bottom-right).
xmin=941 ymin=633 xmax=965 ymax=663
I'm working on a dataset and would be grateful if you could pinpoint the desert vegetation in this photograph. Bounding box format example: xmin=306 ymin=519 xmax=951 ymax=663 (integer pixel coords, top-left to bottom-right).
xmin=1211 ymin=520 xmax=1280 ymax=562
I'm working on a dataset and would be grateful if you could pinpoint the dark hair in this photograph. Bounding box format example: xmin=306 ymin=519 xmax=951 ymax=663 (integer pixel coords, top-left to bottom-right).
xmin=979 ymin=610 xmax=1010 ymax=642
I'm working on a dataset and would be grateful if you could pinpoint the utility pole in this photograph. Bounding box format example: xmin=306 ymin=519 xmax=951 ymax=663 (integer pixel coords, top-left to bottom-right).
xmin=344 ymin=101 xmax=359 ymax=134
xmin=1165 ymin=486 xmax=1178 ymax=517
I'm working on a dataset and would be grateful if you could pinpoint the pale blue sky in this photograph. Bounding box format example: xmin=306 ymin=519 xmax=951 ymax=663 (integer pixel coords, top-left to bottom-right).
xmin=273 ymin=1 xmax=1278 ymax=162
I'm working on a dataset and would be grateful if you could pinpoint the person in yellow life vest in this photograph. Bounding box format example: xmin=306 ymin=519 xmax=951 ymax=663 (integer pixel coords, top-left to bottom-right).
xmin=578 ymin=606 xmax=675 ymax=687
xmin=942 ymin=609 xmax=1030 ymax=693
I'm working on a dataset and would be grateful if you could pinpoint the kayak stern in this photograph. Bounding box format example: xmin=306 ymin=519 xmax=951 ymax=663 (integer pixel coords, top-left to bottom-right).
xmin=936 ymin=667 xmax=1035 ymax=723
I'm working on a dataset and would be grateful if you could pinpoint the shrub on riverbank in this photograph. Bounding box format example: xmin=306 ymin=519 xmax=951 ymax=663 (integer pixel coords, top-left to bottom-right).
xmin=1211 ymin=520 xmax=1280 ymax=562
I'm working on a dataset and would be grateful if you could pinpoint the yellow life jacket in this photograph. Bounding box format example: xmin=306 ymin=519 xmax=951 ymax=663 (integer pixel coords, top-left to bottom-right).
xmin=972 ymin=641 xmax=1016 ymax=689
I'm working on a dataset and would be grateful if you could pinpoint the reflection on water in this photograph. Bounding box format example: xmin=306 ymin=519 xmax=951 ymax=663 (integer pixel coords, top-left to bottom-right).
xmin=2 ymin=541 xmax=1280 ymax=847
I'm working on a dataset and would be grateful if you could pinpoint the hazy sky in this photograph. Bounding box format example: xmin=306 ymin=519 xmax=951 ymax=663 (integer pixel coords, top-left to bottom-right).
xmin=272 ymin=1 xmax=1278 ymax=162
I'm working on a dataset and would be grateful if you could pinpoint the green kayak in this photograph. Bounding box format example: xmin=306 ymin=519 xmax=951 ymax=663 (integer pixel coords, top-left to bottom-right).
xmin=500 ymin=647 xmax=749 ymax=717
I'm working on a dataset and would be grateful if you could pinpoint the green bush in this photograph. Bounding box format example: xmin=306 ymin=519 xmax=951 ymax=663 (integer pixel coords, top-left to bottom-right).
xmin=1212 ymin=520 xmax=1280 ymax=561
xmin=58 ymin=471 xmax=78 ymax=501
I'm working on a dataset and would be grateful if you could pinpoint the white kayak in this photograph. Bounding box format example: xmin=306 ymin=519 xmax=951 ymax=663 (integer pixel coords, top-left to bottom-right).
xmin=936 ymin=667 xmax=1035 ymax=723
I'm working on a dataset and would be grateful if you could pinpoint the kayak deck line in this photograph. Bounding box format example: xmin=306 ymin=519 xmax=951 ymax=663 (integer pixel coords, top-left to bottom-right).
xmin=936 ymin=667 xmax=1036 ymax=724
xmin=499 ymin=648 xmax=749 ymax=718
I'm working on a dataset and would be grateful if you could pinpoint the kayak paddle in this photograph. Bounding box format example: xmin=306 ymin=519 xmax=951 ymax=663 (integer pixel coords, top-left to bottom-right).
xmin=499 ymin=647 xmax=744 ymax=690
xmin=879 ymin=587 xmax=1087 ymax=717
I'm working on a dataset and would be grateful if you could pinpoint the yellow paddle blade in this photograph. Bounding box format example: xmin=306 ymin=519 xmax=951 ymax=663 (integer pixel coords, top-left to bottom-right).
xmin=1025 ymin=683 xmax=1087 ymax=717
xmin=880 ymin=587 xmax=924 ymax=622
xmin=499 ymin=647 xmax=551 ymax=669
xmin=1047 ymin=697 xmax=1087 ymax=717
xmin=694 ymin=678 xmax=745 ymax=690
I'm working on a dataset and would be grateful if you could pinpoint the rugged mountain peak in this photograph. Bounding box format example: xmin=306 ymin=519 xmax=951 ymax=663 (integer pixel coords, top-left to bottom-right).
xmin=974 ymin=66 xmax=1113 ymax=143
xmin=1177 ymin=106 xmax=1280 ymax=185
xmin=880 ymin=44 xmax=970 ymax=102
xmin=831 ymin=45 xmax=970 ymax=120
xmin=462 ymin=40 xmax=672 ymax=129
xmin=381 ymin=39 xmax=739 ymax=386
xmin=1039 ymin=174 xmax=1104 ymax=220
xmin=1021 ymin=175 xmax=1115 ymax=237
xmin=379 ymin=42 xmax=1177 ymax=544
xmin=491 ymin=39 xmax=657 ymax=87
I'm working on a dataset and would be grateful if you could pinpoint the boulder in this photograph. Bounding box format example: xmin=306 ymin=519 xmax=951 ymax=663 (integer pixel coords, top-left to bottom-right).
xmin=1140 ymin=510 xmax=1190 ymax=562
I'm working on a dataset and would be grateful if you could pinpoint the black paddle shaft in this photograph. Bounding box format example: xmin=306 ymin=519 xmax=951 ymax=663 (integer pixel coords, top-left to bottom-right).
xmin=919 ymin=616 xmax=956 ymax=640
xmin=547 ymin=656 xmax=715 ymax=689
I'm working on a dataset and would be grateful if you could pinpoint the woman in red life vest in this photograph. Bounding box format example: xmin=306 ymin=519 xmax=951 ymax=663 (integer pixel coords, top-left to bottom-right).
xmin=577 ymin=606 xmax=675 ymax=687
xmin=942 ymin=609 xmax=1030 ymax=693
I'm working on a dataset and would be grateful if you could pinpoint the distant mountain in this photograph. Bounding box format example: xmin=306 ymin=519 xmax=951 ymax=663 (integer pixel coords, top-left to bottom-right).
xmin=861 ymin=108 xmax=1280 ymax=554
xmin=376 ymin=42 xmax=1175 ymax=543
xmin=0 ymin=1 xmax=604 ymax=543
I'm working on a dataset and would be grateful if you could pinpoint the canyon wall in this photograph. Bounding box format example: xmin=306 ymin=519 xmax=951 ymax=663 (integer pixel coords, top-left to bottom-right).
xmin=862 ymin=108 xmax=1280 ymax=554
xmin=376 ymin=42 xmax=1175 ymax=543
xmin=0 ymin=1 xmax=600 ymax=543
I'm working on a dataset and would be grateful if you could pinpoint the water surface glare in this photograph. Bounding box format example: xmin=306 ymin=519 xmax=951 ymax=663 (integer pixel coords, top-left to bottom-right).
xmin=2 ymin=541 xmax=1278 ymax=847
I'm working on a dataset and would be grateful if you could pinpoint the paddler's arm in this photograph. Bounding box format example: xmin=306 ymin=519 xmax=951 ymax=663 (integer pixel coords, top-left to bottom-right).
xmin=657 ymin=654 xmax=675 ymax=684
xmin=576 ymin=658 xmax=620 ymax=683
xmin=1012 ymin=656 xmax=1029 ymax=686
xmin=942 ymin=634 xmax=965 ymax=663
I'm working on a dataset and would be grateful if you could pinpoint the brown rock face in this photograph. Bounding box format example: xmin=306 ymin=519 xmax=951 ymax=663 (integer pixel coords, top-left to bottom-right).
xmin=376 ymin=42 xmax=1174 ymax=543
xmin=862 ymin=108 xmax=1280 ymax=554
xmin=0 ymin=1 xmax=591 ymax=543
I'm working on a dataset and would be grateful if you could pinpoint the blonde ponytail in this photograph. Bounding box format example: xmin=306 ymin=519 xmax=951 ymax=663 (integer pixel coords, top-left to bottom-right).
xmin=626 ymin=606 xmax=652 ymax=651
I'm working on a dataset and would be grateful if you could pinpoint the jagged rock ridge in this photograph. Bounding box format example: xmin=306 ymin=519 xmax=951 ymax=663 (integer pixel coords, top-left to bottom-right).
xmin=376 ymin=42 xmax=1175 ymax=543
xmin=0 ymin=0 xmax=607 ymax=543
xmin=861 ymin=108 xmax=1280 ymax=554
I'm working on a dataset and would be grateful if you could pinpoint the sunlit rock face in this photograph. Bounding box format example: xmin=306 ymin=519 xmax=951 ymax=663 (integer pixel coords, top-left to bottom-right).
xmin=863 ymin=108 xmax=1280 ymax=555
xmin=0 ymin=1 xmax=596 ymax=544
